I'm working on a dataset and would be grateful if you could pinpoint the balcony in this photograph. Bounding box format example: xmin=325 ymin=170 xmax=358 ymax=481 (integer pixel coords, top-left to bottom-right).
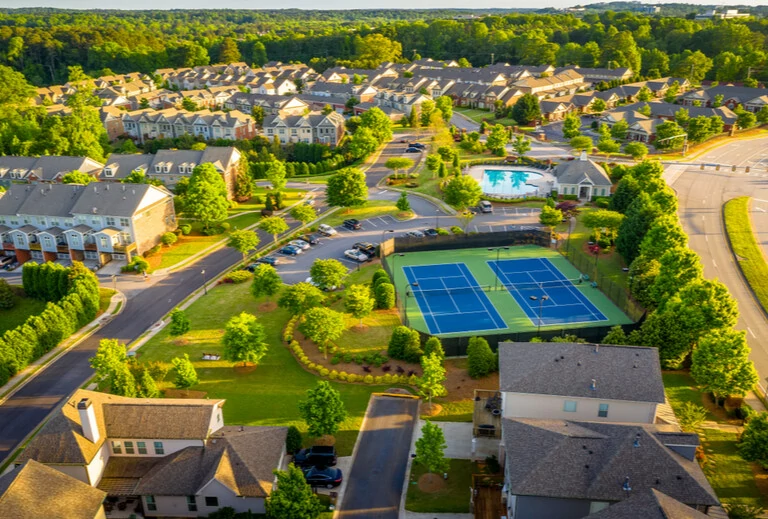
xmin=57 ymin=245 xmax=70 ymax=253
xmin=473 ymin=390 xmax=502 ymax=439
xmin=28 ymin=243 xmax=41 ymax=251
xmin=113 ymin=242 xmax=137 ymax=253
xmin=84 ymin=243 xmax=98 ymax=251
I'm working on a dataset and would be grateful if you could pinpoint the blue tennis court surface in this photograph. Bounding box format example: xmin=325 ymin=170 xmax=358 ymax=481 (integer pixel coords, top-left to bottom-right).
xmin=403 ymin=263 xmax=507 ymax=335
xmin=488 ymin=257 xmax=608 ymax=326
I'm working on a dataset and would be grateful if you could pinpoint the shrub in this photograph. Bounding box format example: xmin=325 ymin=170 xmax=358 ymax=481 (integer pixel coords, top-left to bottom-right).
xmin=725 ymin=504 xmax=765 ymax=519
xmin=375 ymin=376 xmax=384 ymax=384
xmin=677 ymin=402 xmax=708 ymax=431
xmin=408 ymin=374 xmax=419 ymax=385
xmin=347 ymin=374 xmax=358 ymax=383
xmin=180 ymin=224 xmax=192 ymax=235
xmin=143 ymin=244 xmax=161 ymax=257
xmin=450 ymin=226 xmax=464 ymax=234
xmin=219 ymin=222 xmax=231 ymax=232
xmin=593 ymin=197 xmax=610 ymax=208
xmin=388 ymin=326 xmax=415 ymax=360
xmin=372 ymin=269 xmax=390 ymax=286
xmin=467 ymin=336 xmax=496 ymax=378
xmin=383 ymin=374 xmax=393 ymax=384
xmin=0 ymin=279 xmax=15 ymax=309
xmin=375 ymin=283 xmax=396 ymax=309
xmin=329 ymin=370 xmax=339 ymax=380
xmin=286 ymin=425 xmax=302 ymax=454
xmin=338 ymin=371 xmax=349 ymax=381
xmin=123 ymin=256 xmax=149 ymax=273
xmin=435 ymin=227 xmax=450 ymax=235
xmin=364 ymin=375 xmax=374 ymax=384
xmin=223 ymin=270 xmax=252 ymax=284
xmin=161 ymin=232 xmax=178 ymax=246
xmin=320 ymin=368 xmax=330 ymax=377
xmin=330 ymin=355 xmax=341 ymax=365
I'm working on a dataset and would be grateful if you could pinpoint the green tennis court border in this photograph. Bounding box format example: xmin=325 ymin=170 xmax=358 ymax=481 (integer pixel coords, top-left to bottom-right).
xmin=384 ymin=245 xmax=633 ymax=338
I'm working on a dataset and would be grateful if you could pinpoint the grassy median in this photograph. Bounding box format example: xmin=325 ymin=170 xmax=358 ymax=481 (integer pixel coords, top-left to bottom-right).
xmin=724 ymin=197 xmax=768 ymax=314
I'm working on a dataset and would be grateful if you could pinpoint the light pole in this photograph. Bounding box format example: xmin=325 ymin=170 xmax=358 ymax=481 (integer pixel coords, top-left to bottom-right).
xmin=201 ymin=269 xmax=208 ymax=295
xmin=488 ymin=246 xmax=510 ymax=291
xmin=565 ymin=216 xmax=575 ymax=255
xmin=529 ymin=294 xmax=549 ymax=336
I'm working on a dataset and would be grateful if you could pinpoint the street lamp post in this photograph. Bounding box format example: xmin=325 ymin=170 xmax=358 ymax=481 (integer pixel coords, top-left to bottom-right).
xmin=566 ymin=216 xmax=575 ymax=254
xmin=529 ymin=294 xmax=549 ymax=336
xmin=201 ymin=269 xmax=208 ymax=295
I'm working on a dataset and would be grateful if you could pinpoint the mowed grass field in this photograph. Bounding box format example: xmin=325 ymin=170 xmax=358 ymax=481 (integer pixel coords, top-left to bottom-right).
xmin=384 ymin=245 xmax=632 ymax=337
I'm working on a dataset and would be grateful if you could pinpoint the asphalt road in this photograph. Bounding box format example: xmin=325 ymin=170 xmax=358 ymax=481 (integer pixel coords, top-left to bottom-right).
xmin=338 ymin=395 xmax=419 ymax=519
xmin=672 ymin=136 xmax=768 ymax=391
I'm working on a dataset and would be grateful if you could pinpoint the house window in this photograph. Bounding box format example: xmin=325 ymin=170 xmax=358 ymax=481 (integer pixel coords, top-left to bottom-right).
xmin=91 ymin=216 xmax=100 ymax=226
xmin=154 ymin=441 xmax=164 ymax=455
xmin=125 ymin=441 xmax=135 ymax=454
xmin=99 ymin=236 xmax=109 ymax=248
xmin=205 ymin=497 xmax=219 ymax=507
xmin=42 ymin=236 xmax=53 ymax=248
xmin=563 ymin=401 xmax=577 ymax=412
xmin=22 ymin=216 xmax=30 ymax=225
xmin=112 ymin=441 xmax=122 ymax=454
xmin=64 ymin=218 xmax=73 ymax=227
xmin=137 ymin=442 xmax=147 ymax=454
xmin=601 ymin=188 xmax=606 ymax=196
xmin=9 ymin=217 xmax=18 ymax=226
xmin=120 ymin=218 xmax=130 ymax=228
xmin=50 ymin=218 xmax=59 ymax=226
xmin=106 ymin=217 xmax=116 ymax=227
xmin=146 ymin=496 xmax=157 ymax=511
xmin=187 ymin=496 xmax=198 ymax=512
xmin=598 ymin=403 xmax=609 ymax=418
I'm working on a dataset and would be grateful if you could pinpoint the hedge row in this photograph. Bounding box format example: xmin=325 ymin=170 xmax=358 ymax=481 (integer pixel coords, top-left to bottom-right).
xmin=0 ymin=262 xmax=101 ymax=386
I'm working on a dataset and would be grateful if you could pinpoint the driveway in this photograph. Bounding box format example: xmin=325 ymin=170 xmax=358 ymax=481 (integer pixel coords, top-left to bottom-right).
xmin=338 ymin=395 xmax=419 ymax=519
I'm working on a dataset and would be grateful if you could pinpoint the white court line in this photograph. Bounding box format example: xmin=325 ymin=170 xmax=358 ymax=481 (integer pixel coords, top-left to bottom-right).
xmin=456 ymin=263 xmax=506 ymax=329
xmin=539 ymin=258 xmax=605 ymax=322
xmin=438 ymin=278 xmax=462 ymax=314
xmin=404 ymin=266 xmax=442 ymax=335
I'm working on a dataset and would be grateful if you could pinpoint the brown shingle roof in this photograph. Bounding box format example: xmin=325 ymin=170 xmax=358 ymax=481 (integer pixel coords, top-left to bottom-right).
xmin=0 ymin=460 xmax=106 ymax=519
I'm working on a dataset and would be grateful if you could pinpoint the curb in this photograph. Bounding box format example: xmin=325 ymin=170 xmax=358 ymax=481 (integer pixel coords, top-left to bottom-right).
xmin=0 ymin=290 xmax=126 ymax=404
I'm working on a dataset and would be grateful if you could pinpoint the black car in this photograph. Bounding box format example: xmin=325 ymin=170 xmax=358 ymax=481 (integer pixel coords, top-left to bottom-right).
xmin=408 ymin=142 xmax=426 ymax=150
xmin=405 ymin=147 xmax=421 ymax=153
xmin=293 ymin=446 xmax=338 ymax=468
xmin=343 ymin=219 xmax=362 ymax=230
xmin=303 ymin=467 xmax=343 ymax=489
xmin=301 ymin=233 xmax=321 ymax=245
xmin=353 ymin=242 xmax=377 ymax=256
xmin=423 ymin=228 xmax=439 ymax=237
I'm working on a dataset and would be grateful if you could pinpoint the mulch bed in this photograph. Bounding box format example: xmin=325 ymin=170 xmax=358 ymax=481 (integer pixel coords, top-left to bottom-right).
xmin=258 ymin=301 xmax=278 ymax=312
xmin=418 ymin=472 xmax=446 ymax=493
xmin=164 ymin=389 xmax=208 ymax=399
xmin=233 ymin=364 xmax=258 ymax=374
xmin=421 ymin=403 xmax=443 ymax=417
xmin=443 ymin=358 xmax=499 ymax=400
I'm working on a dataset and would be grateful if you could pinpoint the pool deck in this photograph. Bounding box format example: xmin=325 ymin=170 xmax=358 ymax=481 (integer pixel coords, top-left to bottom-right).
xmin=466 ymin=165 xmax=555 ymax=199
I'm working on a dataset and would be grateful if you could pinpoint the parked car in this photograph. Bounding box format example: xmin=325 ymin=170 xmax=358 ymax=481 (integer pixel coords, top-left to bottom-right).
xmin=255 ymin=256 xmax=279 ymax=266
xmin=279 ymin=245 xmax=303 ymax=256
xmin=0 ymin=256 xmax=15 ymax=268
xmin=343 ymin=219 xmax=362 ymax=230
xmin=408 ymin=142 xmax=426 ymax=150
xmin=423 ymin=229 xmax=439 ymax=237
xmin=294 ymin=446 xmax=338 ymax=468
xmin=3 ymin=261 xmax=19 ymax=271
xmin=405 ymin=147 xmax=421 ymax=153
xmin=303 ymin=198 xmax=316 ymax=206
xmin=478 ymin=200 xmax=493 ymax=213
xmin=303 ymin=466 xmax=343 ymax=488
xmin=353 ymin=242 xmax=377 ymax=256
xmin=404 ymin=230 xmax=425 ymax=238
xmin=318 ymin=224 xmax=337 ymax=236
xmin=344 ymin=249 xmax=369 ymax=262
xmin=301 ymin=234 xmax=321 ymax=245
xmin=289 ymin=239 xmax=311 ymax=250
xmin=305 ymin=276 xmax=338 ymax=292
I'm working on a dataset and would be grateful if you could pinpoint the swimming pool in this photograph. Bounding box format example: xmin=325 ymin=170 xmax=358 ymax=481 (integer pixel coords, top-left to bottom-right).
xmin=480 ymin=169 xmax=543 ymax=196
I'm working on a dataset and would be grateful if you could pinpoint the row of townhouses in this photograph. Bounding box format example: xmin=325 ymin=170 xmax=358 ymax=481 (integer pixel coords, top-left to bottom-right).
xmin=120 ymin=108 xmax=256 ymax=144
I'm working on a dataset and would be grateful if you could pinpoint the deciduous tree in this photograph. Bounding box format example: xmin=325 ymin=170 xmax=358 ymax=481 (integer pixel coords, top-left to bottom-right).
xmin=570 ymin=135 xmax=593 ymax=152
xmin=61 ymin=170 xmax=95 ymax=184
xmin=222 ymin=312 xmax=268 ymax=367
xmin=485 ymin=124 xmax=509 ymax=155
xmin=251 ymin=264 xmax=282 ymax=301
xmin=278 ymin=282 xmax=325 ymax=315
xmin=169 ymin=308 xmax=190 ymax=336
xmin=420 ymin=353 xmax=447 ymax=406
xmin=692 ymin=329 xmax=758 ymax=403
xmin=739 ymin=413 xmax=768 ymax=469
xmin=385 ymin=157 xmax=414 ymax=179
xmin=290 ymin=204 xmax=317 ymax=225
xmin=266 ymin=464 xmax=325 ymax=519
xmin=298 ymin=380 xmax=347 ymax=437
xmin=326 ymin=168 xmax=368 ymax=210
xmin=171 ymin=353 xmax=198 ymax=388
xmin=300 ymin=307 xmax=346 ymax=359
xmin=511 ymin=94 xmax=541 ymax=125
xmin=309 ymin=258 xmax=347 ymax=290
xmin=259 ymin=216 xmax=289 ymax=243
xmin=415 ymin=421 xmax=449 ymax=474
xmin=344 ymin=284 xmax=375 ymax=326
xmin=443 ymin=175 xmax=482 ymax=209
xmin=396 ymin=192 xmax=411 ymax=213
xmin=562 ymin=112 xmax=582 ymax=139
xmin=186 ymin=163 xmax=229 ymax=231
xmin=227 ymin=229 xmax=260 ymax=263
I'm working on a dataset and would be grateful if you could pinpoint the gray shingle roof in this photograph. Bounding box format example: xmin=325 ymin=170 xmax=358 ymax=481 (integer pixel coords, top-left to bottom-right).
xmin=0 ymin=460 xmax=106 ymax=519
xmin=498 ymin=342 xmax=665 ymax=403
xmin=586 ymin=488 xmax=711 ymax=518
xmin=503 ymin=419 xmax=718 ymax=507
xmin=15 ymin=183 xmax=83 ymax=217
xmin=104 ymin=154 xmax=154 ymax=180
xmin=554 ymin=156 xmax=613 ymax=187
xmin=69 ymin=183 xmax=152 ymax=217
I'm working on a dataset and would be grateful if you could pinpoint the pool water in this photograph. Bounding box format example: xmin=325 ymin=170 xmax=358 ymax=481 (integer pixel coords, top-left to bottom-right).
xmin=481 ymin=169 xmax=543 ymax=196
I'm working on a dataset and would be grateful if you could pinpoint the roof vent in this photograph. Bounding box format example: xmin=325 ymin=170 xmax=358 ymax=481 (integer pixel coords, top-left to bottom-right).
xmin=554 ymin=358 xmax=559 ymax=362
xmin=655 ymin=478 xmax=661 ymax=485
xmin=594 ymin=345 xmax=599 ymax=354
xmin=577 ymin=361 xmax=582 ymax=366
xmin=105 ymin=184 xmax=109 ymax=191
xmin=590 ymin=379 xmax=597 ymax=391
xmin=622 ymin=476 xmax=631 ymax=492
xmin=92 ymin=207 xmax=98 ymax=214
xmin=633 ymin=363 xmax=638 ymax=369
xmin=633 ymin=437 xmax=641 ymax=448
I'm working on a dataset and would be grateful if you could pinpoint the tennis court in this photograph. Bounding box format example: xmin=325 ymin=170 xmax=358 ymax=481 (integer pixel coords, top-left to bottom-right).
xmin=387 ymin=245 xmax=632 ymax=337
xmin=402 ymin=263 xmax=507 ymax=335
xmin=488 ymin=257 xmax=608 ymax=326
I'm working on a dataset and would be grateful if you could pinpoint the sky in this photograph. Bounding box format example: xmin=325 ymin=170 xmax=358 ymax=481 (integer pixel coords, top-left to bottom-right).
xmin=0 ymin=0 xmax=763 ymax=9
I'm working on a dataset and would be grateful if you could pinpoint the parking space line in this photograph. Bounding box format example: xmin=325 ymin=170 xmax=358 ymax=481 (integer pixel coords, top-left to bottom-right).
xmin=366 ymin=219 xmax=378 ymax=228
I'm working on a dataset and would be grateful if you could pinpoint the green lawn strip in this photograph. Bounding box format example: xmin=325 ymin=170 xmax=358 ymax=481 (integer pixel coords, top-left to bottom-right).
xmin=155 ymin=232 xmax=222 ymax=271
xmin=454 ymin=108 xmax=493 ymax=124
xmin=406 ymin=459 xmax=476 ymax=513
xmin=427 ymin=400 xmax=474 ymax=422
xmin=0 ymin=291 xmax=47 ymax=334
xmin=661 ymin=373 xmax=718 ymax=422
xmin=386 ymin=245 xmax=632 ymax=338
xmin=319 ymin=200 xmax=410 ymax=227
xmin=136 ymin=281 xmax=391 ymax=456
xmin=98 ymin=288 xmax=116 ymax=314
xmin=724 ymin=197 xmax=768 ymax=314
xmin=699 ymin=428 xmax=766 ymax=508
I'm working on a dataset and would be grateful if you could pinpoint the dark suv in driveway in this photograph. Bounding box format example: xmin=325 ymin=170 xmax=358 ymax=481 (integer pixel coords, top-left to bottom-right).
xmin=343 ymin=219 xmax=362 ymax=230
xmin=293 ymin=446 xmax=338 ymax=468
xmin=353 ymin=242 xmax=377 ymax=256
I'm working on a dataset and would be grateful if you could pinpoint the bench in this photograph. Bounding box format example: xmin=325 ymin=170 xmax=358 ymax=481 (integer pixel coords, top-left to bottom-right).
xmin=202 ymin=353 xmax=221 ymax=361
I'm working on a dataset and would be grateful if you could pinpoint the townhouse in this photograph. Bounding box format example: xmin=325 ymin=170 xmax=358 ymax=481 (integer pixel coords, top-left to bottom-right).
xmin=557 ymin=66 xmax=634 ymax=84
xmin=511 ymin=70 xmax=586 ymax=99
xmin=144 ymin=147 xmax=242 ymax=197
xmin=680 ymin=85 xmax=768 ymax=112
xmin=15 ymin=390 xmax=289 ymax=517
xmin=0 ymin=182 xmax=175 ymax=266
xmin=601 ymin=77 xmax=690 ymax=103
xmin=0 ymin=156 xmax=103 ymax=183
xmin=121 ymin=108 xmax=256 ymax=144
xmin=263 ymin=111 xmax=346 ymax=147
xmin=224 ymin=92 xmax=310 ymax=117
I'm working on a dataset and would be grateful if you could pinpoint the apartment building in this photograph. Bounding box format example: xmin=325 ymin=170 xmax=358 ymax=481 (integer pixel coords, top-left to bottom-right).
xmin=121 ymin=108 xmax=256 ymax=144
xmin=263 ymin=111 xmax=346 ymax=147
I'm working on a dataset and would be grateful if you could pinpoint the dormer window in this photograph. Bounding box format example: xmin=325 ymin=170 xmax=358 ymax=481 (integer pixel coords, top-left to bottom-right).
xmin=104 ymin=168 xmax=114 ymax=177
xmin=155 ymin=164 xmax=163 ymax=173
xmin=164 ymin=165 xmax=171 ymax=173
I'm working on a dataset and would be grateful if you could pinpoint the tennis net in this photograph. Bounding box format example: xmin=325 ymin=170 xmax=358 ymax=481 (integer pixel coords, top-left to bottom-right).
xmin=500 ymin=278 xmax=584 ymax=292
xmin=405 ymin=285 xmax=493 ymax=298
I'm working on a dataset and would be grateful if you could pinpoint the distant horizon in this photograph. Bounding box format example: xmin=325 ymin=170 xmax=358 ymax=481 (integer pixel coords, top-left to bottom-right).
xmin=0 ymin=0 xmax=763 ymax=10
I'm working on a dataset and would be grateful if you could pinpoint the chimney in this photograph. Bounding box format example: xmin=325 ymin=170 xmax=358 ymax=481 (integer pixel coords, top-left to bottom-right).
xmin=77 ymin=398 xmax=100 ymax=443
xmin=579 ymin=150 xmax=588 ymax=161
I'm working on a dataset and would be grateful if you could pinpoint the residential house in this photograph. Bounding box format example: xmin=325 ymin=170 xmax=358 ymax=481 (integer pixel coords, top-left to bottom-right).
xmin=16 ymin=390 xmax=288 ymax=518
xmin=540 ymin=99 xmax=575 ymax=121
xmin=553 ymin=153 xmax=613 ymax=200
xmin=0 ymin=182 xmax=175 ymax=265
xmin=305 ymin=82 xmax=377 ymax=103
xmin=120 ymin=108 xmax=256 ymax=144
xmin=263 ymin=111 xmax=346 ymax=147
xmin=0 ymin=156 xmax=103 ymax=183
xmin=500 ymin=419 xmax=719 ymax=518
xmin=558 ymin=67 xmax=634 ymax=84
xmin=586 ymin=488 xmax=711 ymax=519
xmin=148 ymin=147 xmax=242 ymax=197
xmin=512 ymin=70 xmax=586 ymax=99
xmin=555 ymin=91 xmax=620 ymax=114
xmin=497 ymin=342 xmax=665 ymax=424
xmin=224 ymin=93 xmax=309 ymax=117
xmin=100 ymin=154 xmax=154 ymax=181
xmin=602 ymin=78 xmax=690 ymax=104
xmin=100 ymin=106 xmax=127 ymax=141
xmin=680 ymin=85 xmax=768 ymax=113
xmin=0 ymin=459 xmax=107 ymax=519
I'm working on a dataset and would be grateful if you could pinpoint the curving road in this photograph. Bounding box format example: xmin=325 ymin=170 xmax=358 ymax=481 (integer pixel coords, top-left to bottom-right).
xmin=672 ymin=136 xmax=768 ymax=390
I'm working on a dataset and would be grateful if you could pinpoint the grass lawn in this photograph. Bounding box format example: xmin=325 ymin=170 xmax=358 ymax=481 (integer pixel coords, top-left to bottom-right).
xmin=455 ymin=107 xmax=493 ymax=124
xmin=406 ymin=459 xmax=477 ymax=513
xmin=320 ymin=200 xmax=411 ymax=227
xmin=427 ymin=400 xmax=474 ymax=422
xmin=0 ymin=290 xmax=47 ymax=334
xmin=662 ymin=373 xmax=718 ymax=422
xmin=724 ymin=197 xmax=768 ymax=314
xmin=136 ymin=281 xmax=392 ymax=456
xmin=98 ymin=288 xmax=116 ymax=314
xmin=410 ymin=163 xmax=443 ymax=200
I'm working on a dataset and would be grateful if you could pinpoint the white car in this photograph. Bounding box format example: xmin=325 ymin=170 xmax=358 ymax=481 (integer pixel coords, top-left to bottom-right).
xmin=404 ymin=230 xmax=425 ymax=238
xmin=289 ymin=239 xmax=311 ymax=250
xmin=305 ymin=276 xmax=338 ymax=291
xmin=344 ymin=249 xmax=369 ymax=262
xmin=318 ymin=224 xmax=337 ymax=236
